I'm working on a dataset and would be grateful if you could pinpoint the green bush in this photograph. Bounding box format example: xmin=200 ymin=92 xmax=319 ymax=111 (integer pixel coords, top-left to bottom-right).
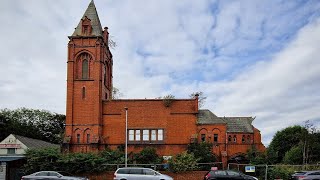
xmin=133 ymin=147 xmax=162 ymax=164
xmin=168 ymin=151 xmax=199 ymax=172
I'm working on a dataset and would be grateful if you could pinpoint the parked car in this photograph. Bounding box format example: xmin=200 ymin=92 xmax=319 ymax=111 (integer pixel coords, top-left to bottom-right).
xmin=21 ymin=171 xmax=88 ymax=180
xmin=114 ymin=167 xmax=173 ymax=180
xmin=290 ymin=170 xmax=320 ymax=180
xmin=203 ymin=170 xmax=258 ymax=180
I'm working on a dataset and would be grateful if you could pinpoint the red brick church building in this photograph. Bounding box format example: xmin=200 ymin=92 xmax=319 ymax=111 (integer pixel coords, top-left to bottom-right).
xmin=63 ymin=1 xmax=265 ymax=166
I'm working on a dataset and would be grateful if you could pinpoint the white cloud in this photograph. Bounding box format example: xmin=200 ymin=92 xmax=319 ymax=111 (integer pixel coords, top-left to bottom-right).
xmin=202 ymin=19 xmax=320 ymax=145
xmin=0 ymin=0 xmax=319 ymax=146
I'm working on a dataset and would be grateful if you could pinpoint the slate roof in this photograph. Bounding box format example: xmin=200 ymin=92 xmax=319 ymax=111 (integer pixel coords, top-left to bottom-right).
xmin=197 ymin=109 xmax=225 ymax=124
xmin=72 ymin=0 xmax=103 ymax=37
xmin=14 ymin=135 xmax=59 ymax=149
xmin=224 ymin=117 xmax=254 ymax=133
xmin=197 ymin=109 xmax=254 ymax=133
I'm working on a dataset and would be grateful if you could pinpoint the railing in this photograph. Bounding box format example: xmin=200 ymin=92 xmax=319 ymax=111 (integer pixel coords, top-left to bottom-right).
xmin=228 ymin=163 xmax=320 ymax=180
xmin=96 ymin=162 xmax=224 ymax=171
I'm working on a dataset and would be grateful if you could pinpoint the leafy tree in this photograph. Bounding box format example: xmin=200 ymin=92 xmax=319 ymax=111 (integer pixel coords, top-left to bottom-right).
xmin=23 ymin=148 xmax=61 ymax=174
xmin=246 ymin=146 xmax=266 ymax=164
xmin=0 ymin=108 xmax=65 ymax=143
xmin=308 ymin=132 xmax=320 ymax=163
xmin=267 ymin=125 xmax=307 ymax=164
xmin=133 ymin=147 xmax=162 ymax=164
xmin=168 ymin=151 xmax=199 ymax=172
xmin=189 ymin=91 xmax=207 ymax=108
xmin=283 ymin=145 xmax=303 ymax=165
xmin=187 ymin=142 xmax=216 ymax=163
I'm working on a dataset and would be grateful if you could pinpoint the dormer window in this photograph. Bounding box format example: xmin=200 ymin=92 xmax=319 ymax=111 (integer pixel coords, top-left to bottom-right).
xmin=81 ymin=16 xmax=92 ymax=35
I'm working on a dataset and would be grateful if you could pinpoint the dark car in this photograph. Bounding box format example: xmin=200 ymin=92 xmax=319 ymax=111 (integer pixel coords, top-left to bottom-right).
xmin=290 ymin=170 xmax=320 ymax=180
xmin=21 ymin=171 xmax=88 ymax=180
xmin=204 ymin=170 xmax=258 ymax=180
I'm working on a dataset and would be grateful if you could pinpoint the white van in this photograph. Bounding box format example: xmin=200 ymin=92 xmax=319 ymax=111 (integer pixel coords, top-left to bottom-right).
xmin=114 ymin=167 xmax=173 ymax=180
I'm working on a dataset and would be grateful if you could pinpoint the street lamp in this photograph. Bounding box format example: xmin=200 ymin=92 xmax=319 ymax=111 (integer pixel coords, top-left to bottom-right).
xmin=124 ymin=107 xmax=128 ymax=167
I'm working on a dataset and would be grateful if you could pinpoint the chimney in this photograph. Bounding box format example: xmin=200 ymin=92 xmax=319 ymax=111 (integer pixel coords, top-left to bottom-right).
xmin=103 ymin=27 xmax=109 ymax=46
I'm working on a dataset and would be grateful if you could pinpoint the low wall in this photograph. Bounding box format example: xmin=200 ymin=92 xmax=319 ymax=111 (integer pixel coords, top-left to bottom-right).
xmin=85 ymin=171 xmax=208 ymax=180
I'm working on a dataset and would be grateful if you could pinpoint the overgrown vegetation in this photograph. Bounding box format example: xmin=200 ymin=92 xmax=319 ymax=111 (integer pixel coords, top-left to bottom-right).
xmin=162 ymin=94 xmax=175 ymax=107
xmin=0 ymin=108 xmax=65 ymax=144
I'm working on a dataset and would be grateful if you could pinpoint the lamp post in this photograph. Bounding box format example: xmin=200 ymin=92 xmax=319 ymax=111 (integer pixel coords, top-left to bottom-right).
xmin=124 ymin=107 xmax=128 ymax=167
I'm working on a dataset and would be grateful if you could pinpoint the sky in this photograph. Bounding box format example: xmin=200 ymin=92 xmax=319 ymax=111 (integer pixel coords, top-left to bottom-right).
xmin=0 ymin=0 xmax=319 ymax=146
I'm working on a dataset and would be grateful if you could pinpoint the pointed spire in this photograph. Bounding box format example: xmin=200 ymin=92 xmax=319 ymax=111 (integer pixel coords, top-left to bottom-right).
xmin=72 ymin=0 xmax=103 ymax=36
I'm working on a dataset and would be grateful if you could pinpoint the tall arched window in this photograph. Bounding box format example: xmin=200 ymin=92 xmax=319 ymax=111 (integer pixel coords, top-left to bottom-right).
xmin=82 ymin=59 xmax=88 ymax=79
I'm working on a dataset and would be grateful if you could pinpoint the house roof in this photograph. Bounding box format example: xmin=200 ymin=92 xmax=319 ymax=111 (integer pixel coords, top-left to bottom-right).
xmin=72 ymin=0 xmax=103 ymax=37
xmin=224 ymin=117 xmax=254 ymax=133
xmin=14 ymin=135 xmax=59 ymax=149
xmin=197 ymin=109 xmax=225 ymax=124
xmin=197 ymin=109 xmax=254 ymax=133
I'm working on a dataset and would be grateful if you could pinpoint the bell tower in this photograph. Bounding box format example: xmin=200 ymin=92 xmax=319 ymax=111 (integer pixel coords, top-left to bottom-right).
xmin=64 ymin=0 xmax=113 ymax=152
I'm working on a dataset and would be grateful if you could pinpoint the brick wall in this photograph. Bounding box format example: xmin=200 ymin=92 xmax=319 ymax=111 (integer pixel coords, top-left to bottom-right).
xmin=102 ymin=99 xmax=198 ymax=156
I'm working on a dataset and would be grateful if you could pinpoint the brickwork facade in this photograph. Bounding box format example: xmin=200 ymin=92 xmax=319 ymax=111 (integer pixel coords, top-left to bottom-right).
xmin=63 ymin=1 xmax=265 ymax=167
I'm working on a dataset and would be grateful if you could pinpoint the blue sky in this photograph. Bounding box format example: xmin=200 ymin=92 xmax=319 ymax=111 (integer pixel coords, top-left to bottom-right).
xmin=0 ymin=0 xmax=319 ymax=145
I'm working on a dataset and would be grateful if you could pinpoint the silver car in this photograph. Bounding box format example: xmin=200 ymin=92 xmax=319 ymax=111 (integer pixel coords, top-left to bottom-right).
xmin=114 ymin=167 xmax=173 ymax=180
xmin=21 ymin=171 xmax=88 ymax=180
xmin=299 ymin=170 xmax=320 ymax=180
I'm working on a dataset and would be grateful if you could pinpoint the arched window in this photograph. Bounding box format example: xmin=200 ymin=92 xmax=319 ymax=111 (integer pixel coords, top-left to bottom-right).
xmin=82 ymin=87 xmax=86 ymax=99
xmin=82 ymin=59 xmax=88 ymax=79
xmin=228 ymin=135 xmax=232 ymax=142
xmin=86 ymin=134 xmax=90 ymax=144
xmin=247 ymin=135 xmax=251 ymax=143
xmin=233 ymin=135 xmax=237 ymax=143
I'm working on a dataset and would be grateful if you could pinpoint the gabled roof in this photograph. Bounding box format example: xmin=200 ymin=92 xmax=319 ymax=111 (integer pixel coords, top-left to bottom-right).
xmin=224 ymin=117 xmax=254 ymax=133
xmin=197 ymin=109 xmax=254 ymax=133
xmin=197 ymin=109 xmax=225 ymax=124
xmin=14 ymin=135 xmax=59 ymax=149
xmin=72 ymin=0 xmax=103 ymax=37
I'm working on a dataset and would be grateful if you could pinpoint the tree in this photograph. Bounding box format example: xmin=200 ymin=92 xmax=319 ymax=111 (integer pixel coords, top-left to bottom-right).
xmin=187 ymin=142 xmax=216 ymax=163
xmin=0 ymin=108 xmax=65 ymax=143
xmin=267 ymin=125 xmax=307 ymax=164
xmin=283 ymin=145 xmax=303 ymax=165
xmin=246 ymin=146 xmax=266 ymax=165
xmin=189 ymin=91 xmax=207 ymax=108
xmin=23 ymin=147 xmax=61 ymax=174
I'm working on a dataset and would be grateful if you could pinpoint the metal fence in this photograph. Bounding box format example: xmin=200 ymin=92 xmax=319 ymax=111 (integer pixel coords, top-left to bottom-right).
xmin=228 ymin=163 xmax=320 ymax=180
xmin=97 ymin=162 xmax=224 ymax=171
